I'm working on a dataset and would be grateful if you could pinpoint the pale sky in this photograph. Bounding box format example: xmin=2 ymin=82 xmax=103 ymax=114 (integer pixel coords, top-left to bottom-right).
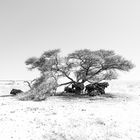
xmin=0 ymin=0 xmax=140 ymax=80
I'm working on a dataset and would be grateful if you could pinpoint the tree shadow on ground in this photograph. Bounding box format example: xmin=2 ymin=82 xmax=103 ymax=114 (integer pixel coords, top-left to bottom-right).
xmin=0 ymin=95 xmax=14 ymax=98
xmin=56 ymin=92 xmax=132 ymax=102
xmin=88 ymin=92 xmax=133 ymax=102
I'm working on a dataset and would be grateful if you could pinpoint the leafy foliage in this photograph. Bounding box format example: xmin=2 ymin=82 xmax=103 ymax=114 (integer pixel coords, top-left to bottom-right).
xmin=24 ymin=48 xmax=134 ymax=96
xmin=18 ymin=75 xmax=57 ymax=101
xmin=67 ymin=49 xmax=134 ymax=83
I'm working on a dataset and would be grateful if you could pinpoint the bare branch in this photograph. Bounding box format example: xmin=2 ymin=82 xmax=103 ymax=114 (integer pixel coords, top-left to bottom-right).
xmin=58 ymin=81 xmax=73 ymax=87
xmin=24 ymin=79 xmax=36 ymax=89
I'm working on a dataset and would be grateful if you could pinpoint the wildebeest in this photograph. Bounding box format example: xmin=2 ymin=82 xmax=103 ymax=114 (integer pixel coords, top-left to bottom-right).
xmin=96 ymin=82 xmax=109 ymax=89
xmin=72 ymin=82 xmax=84 ymax=94
xmin=64 ymin=86 xmax=75 ymax=93
xmin=85 ymin=82 xmax=109 ymax=96
xmin=64 ymin=82 xmax=84 ymax=94
xmin=88 ymin=90 xmax=101 ymax=96
xmin=10 ymin=89 xmax=23 ymax=95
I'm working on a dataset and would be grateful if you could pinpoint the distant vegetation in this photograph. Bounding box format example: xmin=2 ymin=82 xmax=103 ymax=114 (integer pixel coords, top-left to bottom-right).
xmin=18 ymin=49 xmax=134 ymax=101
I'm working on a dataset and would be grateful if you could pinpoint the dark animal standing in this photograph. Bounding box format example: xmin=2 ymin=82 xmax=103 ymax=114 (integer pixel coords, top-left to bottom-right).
xmin=85 ymin=82 xmax=109 ymax=96
xmin=72 ymin=83 xmax=84 ymax=94
xmin=10 ymin=89 xmax=23 ymax=95
xmin=64 ymin=82 xmax=84 ymax=94
xmin=64 ymin=86 xmax=75 ymax=93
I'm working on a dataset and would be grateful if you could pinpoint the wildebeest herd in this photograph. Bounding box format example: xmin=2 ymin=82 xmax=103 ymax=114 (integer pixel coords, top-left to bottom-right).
xmin=10 ymin=82 xmax=109 ymax=97
xmin=64 ymin=82 xmax=109 ymax=96
xmin=85 ymin=82 xmax=109 ymax=96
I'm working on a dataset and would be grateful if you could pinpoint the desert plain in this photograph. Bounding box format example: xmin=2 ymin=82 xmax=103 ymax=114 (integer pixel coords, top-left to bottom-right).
xmin=0 ymin=80 xmax=140 ymax=140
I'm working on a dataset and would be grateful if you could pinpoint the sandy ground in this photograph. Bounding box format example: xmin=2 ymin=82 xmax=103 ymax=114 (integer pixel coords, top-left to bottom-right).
xmin=0 ymin=80 xmax=140 ymax=140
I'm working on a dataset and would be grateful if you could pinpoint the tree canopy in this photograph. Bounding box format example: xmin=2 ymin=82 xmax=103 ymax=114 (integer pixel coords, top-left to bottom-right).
xmin=25 ymin=49 xmax=135 ymax=88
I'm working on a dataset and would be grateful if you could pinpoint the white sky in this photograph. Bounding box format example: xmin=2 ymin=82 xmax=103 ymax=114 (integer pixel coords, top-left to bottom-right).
xmin=0 ymin=0 xmax=140 ymax=80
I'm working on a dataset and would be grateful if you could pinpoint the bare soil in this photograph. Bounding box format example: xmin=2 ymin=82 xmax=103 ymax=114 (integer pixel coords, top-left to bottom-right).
xmin=0 ymin=81 xmax=140 ymax=140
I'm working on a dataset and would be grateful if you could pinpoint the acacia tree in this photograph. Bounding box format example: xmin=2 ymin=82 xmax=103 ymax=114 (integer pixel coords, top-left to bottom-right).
xmin=25 ymin=49 xmax=134 ymax=93
xmin=67 ymin=49 xmax=134 ymax=83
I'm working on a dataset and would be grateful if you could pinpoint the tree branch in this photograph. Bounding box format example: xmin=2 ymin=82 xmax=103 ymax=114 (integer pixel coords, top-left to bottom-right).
xmin=58 ymin=81 xmax=73 ymax=87
xmin=59 ymin=69 xmax=75 ymax=82
xmin=92 ymin=68 xmax=104 ymax=76
xmin=54 ymin=56 xmax=75 ymax=83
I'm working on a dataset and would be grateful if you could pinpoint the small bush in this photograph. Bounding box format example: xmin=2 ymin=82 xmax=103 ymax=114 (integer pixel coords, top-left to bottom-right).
xmin=17 ymin=90 xmax=35 ymax=101
xmin=17 ymin=76 xmax=57 ymax=101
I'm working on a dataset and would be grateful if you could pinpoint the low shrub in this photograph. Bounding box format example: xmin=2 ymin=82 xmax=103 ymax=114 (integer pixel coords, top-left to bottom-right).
xmin=17 ymin=76 xmax=57 ymax=101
